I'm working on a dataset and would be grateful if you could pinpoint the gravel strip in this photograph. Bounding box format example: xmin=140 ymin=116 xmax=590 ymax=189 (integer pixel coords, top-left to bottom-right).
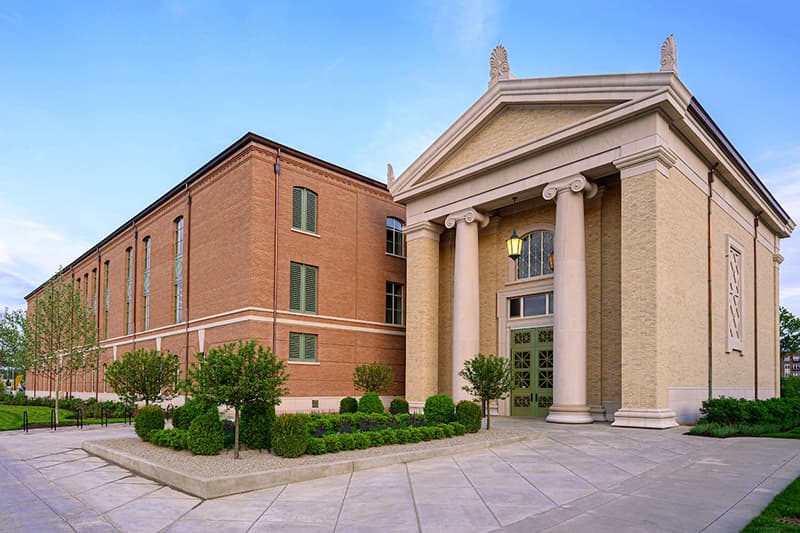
xmin=89 ymin=428 xmax=535 ymax=479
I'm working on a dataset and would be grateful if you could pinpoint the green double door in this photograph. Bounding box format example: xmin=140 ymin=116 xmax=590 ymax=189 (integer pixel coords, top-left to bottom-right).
xmin=510 ymin=327 xmax=554 ymax=417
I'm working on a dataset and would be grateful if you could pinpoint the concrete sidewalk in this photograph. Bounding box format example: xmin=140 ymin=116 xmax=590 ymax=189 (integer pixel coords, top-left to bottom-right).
xmin=0 ymin=419 xmax=798 ymax=532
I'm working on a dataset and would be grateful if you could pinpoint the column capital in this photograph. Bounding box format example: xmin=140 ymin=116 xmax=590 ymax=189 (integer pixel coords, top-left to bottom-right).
xmin=613 ymin=145 xmax=677 ymax=179
xmin=542 ymin=175 xmax=598 ymax=201
xmin=405 ymin=221 xmax=445 ymax=242
xmin=774 ymin=253 xmax=784 ymax=265
xmin=444 ymin=207 xmax=489 ymax=229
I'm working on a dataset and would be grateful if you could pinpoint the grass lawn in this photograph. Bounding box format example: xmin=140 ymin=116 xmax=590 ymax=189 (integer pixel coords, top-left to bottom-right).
xmin=761 ymin=428 xmax=800 ymax=439
xmin=0 ymin=405 xmax=75 ymax=430
xmin=743 ymin=475 xmax=800 ymax=532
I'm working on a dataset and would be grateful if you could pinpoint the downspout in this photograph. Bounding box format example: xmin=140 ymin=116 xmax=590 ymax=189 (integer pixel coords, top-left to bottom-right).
xmin=707 ymin=164 xmax=718 ymax=401
xmin=95 ymin=247 xmax=101 ymax=402
xmin=753 ymin=214 xmax=761 ymax=399
xmin=184 ymin=184 xmax=192 ymax=398
xmin=272 ymin=149 xmax=281 ymax=351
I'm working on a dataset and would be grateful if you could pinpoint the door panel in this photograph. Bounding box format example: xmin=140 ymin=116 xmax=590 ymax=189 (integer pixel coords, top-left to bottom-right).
xmin=510 ymin=327 xmax=553 ymax=417
xmin=510 ymin=330 xmax=533 ymax=416
xmin=533 ymin=327 xmax=553 ymax=417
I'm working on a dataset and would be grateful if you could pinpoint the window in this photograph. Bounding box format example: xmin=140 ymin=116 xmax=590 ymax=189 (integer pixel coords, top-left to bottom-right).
xmin=75 ymin=277 xmax=81 ymax=306
xmin=386 ymin=282 xmax=403 ymax=325
xmin=727 ymin=236 xmax=744 ymax=352
xmin=509 ymin=292 xmax=554 ymax=318
xmin=517 ymin=230 xmax=554 ymax=279
xmin=125 ymin=247 xmax=133 ymax=335
xmin=142 ymin=236 xmax=151 ymax=330
xmin=290 ymin=262 xmax=318 ymax=314
xmin=289 ymin=332 xmax=317 ymax=362
xmin=103 ymin=261 xmax=110 ymax=339
xmin=174 ymin=217 xmax=184 ymax=323
xmin=83 ymin=273 xmax=89 ymax=313
xmin=386 ymin=217 xmax=404 ymax=256
xmin=292 ymin=187 xmax=317 ymax=233
xmin=91 ymin=268 xmax=97 ymax=318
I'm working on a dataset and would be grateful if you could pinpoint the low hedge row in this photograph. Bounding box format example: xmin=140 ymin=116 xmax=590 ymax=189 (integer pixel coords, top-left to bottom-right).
xmin=0 ymin=393 xmax=130 ymax=417
xmin=304 ymin=422 xmax=467 ymax=456
xmin=149 ymin=428 xmax=190 ymax=450
xmin=699 ymin=397 xmax=800 ymax=430
xmin=306 ymin=412 xmax=428 ymax=437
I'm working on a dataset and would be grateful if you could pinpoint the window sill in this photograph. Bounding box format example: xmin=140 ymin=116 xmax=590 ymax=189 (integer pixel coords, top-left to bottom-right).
xmin=385 ymin=252 xmax=406 ymax=260
xmin=291 ymin=228 xmax=320 ymax=238
xmin=288 ymin=361 xmax=320 ymax=365
xmin=504 ymin=275 xmax=553 ymax=287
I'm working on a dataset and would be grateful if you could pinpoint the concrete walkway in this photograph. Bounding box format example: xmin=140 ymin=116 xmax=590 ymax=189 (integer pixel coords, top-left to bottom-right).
xmin=0 ymin=419 xmax=798 ymax=532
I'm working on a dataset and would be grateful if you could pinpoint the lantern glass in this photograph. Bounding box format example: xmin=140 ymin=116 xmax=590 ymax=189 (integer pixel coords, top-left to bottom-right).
xmin=506 ymin=230 xmax=523 ymax=260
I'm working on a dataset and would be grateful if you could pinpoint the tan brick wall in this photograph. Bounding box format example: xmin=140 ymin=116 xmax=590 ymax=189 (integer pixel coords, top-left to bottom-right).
xmin=600 ymin=184 xmax=622 ymax=409
xmin=422 ymin=105 xmax=614 ymax=182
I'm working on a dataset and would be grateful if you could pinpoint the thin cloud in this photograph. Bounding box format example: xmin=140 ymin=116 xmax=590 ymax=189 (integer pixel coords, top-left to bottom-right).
xmin=429 ymin=0 xmax=501 ymax=53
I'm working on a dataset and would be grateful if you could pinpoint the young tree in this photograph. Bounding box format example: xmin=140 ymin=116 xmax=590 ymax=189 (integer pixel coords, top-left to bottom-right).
xmin=458 ymin=352 xmax=514 ymax=430
xmin=353 ymin=361 xmax=393 ymax=394
xmin=0 ymin=308 xmax=28 ymax=378
xmin=780 ymin=306 xmax=800 ymax=355
xmin=184 ymin=340 xmax=289 ymax=459
xmin=105 ymin=348 xmax=180 ymax=406
xmin=25 ymin=271 xmax=100 ymax=424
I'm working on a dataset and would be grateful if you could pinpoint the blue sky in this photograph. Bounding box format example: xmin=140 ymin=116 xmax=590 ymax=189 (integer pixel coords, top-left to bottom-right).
xmin=1 ymin=1 xmax=798 ymax=316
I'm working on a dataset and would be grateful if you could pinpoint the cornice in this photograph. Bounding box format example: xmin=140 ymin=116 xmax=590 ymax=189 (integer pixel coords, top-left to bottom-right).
xmin=614 ymin=145 xmax=678 ymax=179
xmin=405 ymin=220 xmax=445 ymax=242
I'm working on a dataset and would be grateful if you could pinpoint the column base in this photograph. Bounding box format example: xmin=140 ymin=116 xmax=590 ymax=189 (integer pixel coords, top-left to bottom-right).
xmin=589 ymin=405 xmax=607 ymax=422
xmin=546 ymin=404 xmax=594 ymax=424
xmin=407 ymin=401 xmax=425 ymax=414
xmin=611 ymin=408 xmax=678 ymax=429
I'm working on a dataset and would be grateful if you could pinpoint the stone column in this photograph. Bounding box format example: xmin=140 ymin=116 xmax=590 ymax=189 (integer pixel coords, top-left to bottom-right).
xmin=445 ymin=208 xmax=488 ymax=403
xmin=404 ymin=221 xmax=444 ymax=411
xmin=543 ymin=175 xmax=596 ymax=424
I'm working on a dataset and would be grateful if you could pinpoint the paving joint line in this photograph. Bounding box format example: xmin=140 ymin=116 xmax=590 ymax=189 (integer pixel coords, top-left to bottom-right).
xmin=487 ymin=447 xmax=559 ymax=508
xmin=332 ymin=470 xmax=354 ymax=532
xmin=451 ymin=454 xmax=504 ymax=529
xmin=404 ymin=462 xmax=423 ymax=533
xmin=245 ymin=483 xmax=287 ymax=532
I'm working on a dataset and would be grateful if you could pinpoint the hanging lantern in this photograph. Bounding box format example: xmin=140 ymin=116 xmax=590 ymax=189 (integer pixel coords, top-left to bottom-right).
xmin=506 ymin=197 xmax=523 ymax=261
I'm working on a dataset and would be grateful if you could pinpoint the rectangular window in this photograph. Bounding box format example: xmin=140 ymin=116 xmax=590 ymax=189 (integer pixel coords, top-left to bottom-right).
xmin=75 ymin=277 xmax=81 ymax=306
xmin=289 ymin=332 xmax=317 ymax=362
xmin=142 ymin=237 xmax=151 ymax=330
xmin=174 ymin=218 xmax=184 ymax=323
xmin=289 ymin=262 xmax=318 ymax=314
xmin=292 ymin=187 xmax=318 ymax=233
xmin=83 ymin=273 xmax=89 ymax=313
xmin=509 ymin=291 xmax=554 ymax=318
xmin=386 ymin=281 xmax=403 ymax=325
xmin=727 ymin=236 xmax=744 ymax=352
xmin=386 ymin=217 xmax=404 ymax=256
xmin=91 ymin=268 xmax=97 ymax=318
xmin=125 ymin=247 xmax=133 ymax=335
xmin=103 ymin=261 xmax=110 ymax=339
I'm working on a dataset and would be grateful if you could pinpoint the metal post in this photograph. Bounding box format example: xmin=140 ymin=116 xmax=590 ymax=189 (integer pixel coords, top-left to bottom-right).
xmin=23 ymin=410 xmax=28 ymax=433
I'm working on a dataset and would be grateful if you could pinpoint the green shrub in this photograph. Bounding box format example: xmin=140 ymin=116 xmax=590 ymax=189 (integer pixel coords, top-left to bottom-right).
xmin=240 ymin=400 xmax=276 ymax=450
xmin=424 ymin=394 xmax=455 ymax=424
xmin=380 ymin=429 xmax=398 ymax=445
xmin=188 ymin=411 xmax=224 ymax=455
xmin=431 ymin=426 xmax=445 ymax=439
xmin=353 ymin=432 xmax=371 ymax=449
xmin=339 ymin=396 xmax=358 ymax=414
xmin=149 ymin=428 xmax=189 ymax=450
xmin=338 ymin=433 xmax=355 ymax=450
xmin=175 ymin=397 xmax=217 ymax=430
xmin=222 ymin=420 xmax=236 ymax=449
xmin=440 ymin=424 xmax=455 ymax=438
xmin=396 ymin=429 xmax=410 ymax=444
xmin=358 ymin=392 xmax=384 ymax=414
xmin=272 ymin=414 xmax=308 ymax=458
xmin=323 ymin=434 xmax=341 ymax=453
xmin=456 ymin=400 xmax=482 ymax=433
xmin=390 ymin=398 xmax=409 ymax=415
xmin=307 ymin=437 xmax=327 ymax=455
xmin=135 ymin=405 xmax=165 ymax=441
xmin=395 ymin=413 xmax=410 ymax=428
xmin=700 ymin=396 xmax=800 ymax=431
xmin=368 ymin=432 xmax=384 ymax=447
xmin=450 ymin=422 xmax=466 ymax=436
xmin=782 ymin=376 xmax=800 ymax=399
xmin=407 ymin=427 xmax=422 ymax=443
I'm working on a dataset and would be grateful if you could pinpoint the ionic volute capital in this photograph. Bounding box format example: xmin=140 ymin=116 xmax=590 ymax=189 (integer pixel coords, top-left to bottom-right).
xmin=542 ymin=175 xmax=598 ymax=201
xmin=444 ymin=207 xmax=489 ymax=229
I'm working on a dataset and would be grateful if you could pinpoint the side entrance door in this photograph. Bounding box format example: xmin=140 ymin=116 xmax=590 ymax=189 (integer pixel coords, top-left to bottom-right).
xmin=510 ymin=327 xmax=554 ymax=417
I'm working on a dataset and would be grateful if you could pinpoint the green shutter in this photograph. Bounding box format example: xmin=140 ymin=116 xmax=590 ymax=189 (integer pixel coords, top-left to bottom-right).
xmin=290 ymin=262 xmax=302 ymax=311
xmin=289 ymin=332 xmax=300 ymax=360
xmin=306 ymin=190 xmax=317 ymax=233
xmin=292 ymin=187 xmax=303 ymax=229
xmin=304 ymin=265 xmax=318 ymax=313
xmin=304 ymin=334 xmax=317 ymax=361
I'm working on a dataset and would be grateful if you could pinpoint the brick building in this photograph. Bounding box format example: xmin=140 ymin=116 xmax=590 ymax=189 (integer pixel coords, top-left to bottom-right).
xmin=25 ymin=133 xmax=406 ymax=411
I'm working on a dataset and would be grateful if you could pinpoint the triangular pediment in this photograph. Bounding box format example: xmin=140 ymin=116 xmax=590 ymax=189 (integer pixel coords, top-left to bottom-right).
xmin=419 ymin=104 xmax=614 ymax=184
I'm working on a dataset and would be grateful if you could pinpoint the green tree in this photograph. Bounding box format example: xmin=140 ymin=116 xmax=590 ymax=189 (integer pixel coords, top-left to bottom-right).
xmin=184 ymin=340 xmax=289 ymax=459
xmin=353 ymin=361 xmax=393 ymax=394
xmin=458 ymin=352 xmax=514 ymax=430
xmin=781 ymin=306 xmax=800 ymax=355
xmin=25 ymin=270 xmax=100 ymax=424
xmin=0 ymin=308 xmax=28 ymax=380
xmin=105 ymin=348 xmax=180 ymax=406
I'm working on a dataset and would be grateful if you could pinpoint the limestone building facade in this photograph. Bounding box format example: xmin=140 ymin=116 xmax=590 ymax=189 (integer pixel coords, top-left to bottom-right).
xmin=389 ymin=42 xmax=795 ymax=427
xmin=25 ymin=133 xmax=407 ymax=411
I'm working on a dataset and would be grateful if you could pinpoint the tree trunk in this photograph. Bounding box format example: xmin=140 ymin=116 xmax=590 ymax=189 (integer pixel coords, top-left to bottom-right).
xmin=234 ymin=407 xmax=240 ymax=460
xmin=54 ymin=372 xmax=61 ymax=426
xmin=485 ymin=398 xmax=491 ymax=430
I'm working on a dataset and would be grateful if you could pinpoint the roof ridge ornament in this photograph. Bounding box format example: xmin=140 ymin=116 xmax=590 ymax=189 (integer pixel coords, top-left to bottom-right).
xmin=387 ymin=163 xmax=395 ymax=186
xmin=489 ymin=45 xmax=514 ymax=87
xmin=660 ymin=34 xmax=678 ymax=74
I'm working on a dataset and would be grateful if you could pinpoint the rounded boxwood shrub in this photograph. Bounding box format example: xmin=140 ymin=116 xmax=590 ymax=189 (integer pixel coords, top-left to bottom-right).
xmin=338 ymin=433 xmax=355 ymax=451
xmin=323 ymin=434 xmax=341 ymax=453
xmin=395 ymin=413 xmax=411 ymax=428
xmin=456 ymin=400 xmax=482 ymax=433
xmin=188 ymin=411 xmax=224 ymax=455
xmin=389 ymin=398 xmax=409 ymax=415
xmin=240 ymin=400 xmax=276 ymax=450
xmin=340 ymin=396 xmax=358 ymax=414
xmin=135 ymin=405 xmax=165 ymax=441
xmin=450 ymin=422 xmax=466 ymax=436
xmin=353 ymin=432 xmax=371 ymax=449
xmin=306 ymin=437 xmax=327 ymax=455
xmin=358 ymin=392 xmax=384 ymax=414
xmin=424 ymin=394 xmax=455 ymax=424
xmin=176 ymin=397 xmax=217 ymax=430
xmin=272 ymin=414 xmax=308 ymax=458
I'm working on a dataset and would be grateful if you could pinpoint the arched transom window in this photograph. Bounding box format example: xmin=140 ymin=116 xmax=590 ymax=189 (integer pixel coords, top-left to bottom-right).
xmin=517 ymin=230 xmax=554 ymax=279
